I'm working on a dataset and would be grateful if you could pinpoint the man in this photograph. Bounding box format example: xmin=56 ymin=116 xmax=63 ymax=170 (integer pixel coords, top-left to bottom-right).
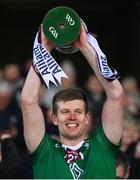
xmin=21 ymin=23 xmax=124 ymax=179
xmin=116 ymin=150 xmax=130 ymax=179
xmin=0 ymin=133 xmax=23 ymax=178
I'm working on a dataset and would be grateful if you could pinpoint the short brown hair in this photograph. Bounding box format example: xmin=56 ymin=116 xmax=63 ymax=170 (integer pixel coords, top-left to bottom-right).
xmin=52 ymin=88 xmax=88 ymax=114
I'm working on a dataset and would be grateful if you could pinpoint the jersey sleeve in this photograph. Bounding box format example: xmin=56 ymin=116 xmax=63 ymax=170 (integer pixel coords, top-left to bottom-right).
xmin=31 ymin=133 xmax=55 ymax=163
xmin=94 ymin=125 xmax=120 ymax=158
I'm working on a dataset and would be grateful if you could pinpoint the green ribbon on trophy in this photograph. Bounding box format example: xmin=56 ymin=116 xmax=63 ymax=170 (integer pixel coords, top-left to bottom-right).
xmin=33 ymin=6 xmax=119 ymax=88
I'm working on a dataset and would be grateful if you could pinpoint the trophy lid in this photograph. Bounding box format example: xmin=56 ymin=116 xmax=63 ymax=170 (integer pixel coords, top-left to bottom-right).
xmin=42 ymin=6 xmax=81 ymax=46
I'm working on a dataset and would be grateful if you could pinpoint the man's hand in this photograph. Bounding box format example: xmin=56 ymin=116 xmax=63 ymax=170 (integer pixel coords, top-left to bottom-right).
xmin=73 ymin=22 xmax=89 ymax=49
xmin=40 ymin=24 xmax=56 ymax=52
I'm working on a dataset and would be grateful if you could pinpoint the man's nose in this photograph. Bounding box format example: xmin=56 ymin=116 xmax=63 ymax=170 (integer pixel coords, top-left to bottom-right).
xmin=68 ymin=113 xmax=76 ymax=120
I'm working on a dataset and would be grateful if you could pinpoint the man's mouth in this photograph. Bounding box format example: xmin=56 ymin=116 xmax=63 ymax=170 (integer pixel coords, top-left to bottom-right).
xmin=66 ymin=123 xmax=79 ymax=127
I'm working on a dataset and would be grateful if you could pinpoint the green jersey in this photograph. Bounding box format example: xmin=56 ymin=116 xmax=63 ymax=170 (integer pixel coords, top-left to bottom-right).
xmin=31 ymin=126 xmax=119 ymax=179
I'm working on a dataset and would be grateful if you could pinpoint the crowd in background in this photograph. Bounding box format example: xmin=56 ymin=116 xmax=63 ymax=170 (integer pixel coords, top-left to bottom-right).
xmin=0 ymin=58 xmax=140 ymax=178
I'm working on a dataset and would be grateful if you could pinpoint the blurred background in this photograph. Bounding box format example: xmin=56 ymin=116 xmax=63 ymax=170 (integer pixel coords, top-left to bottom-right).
xmin=0 ymin=0 xmax=140 ymax=86
xmin=0 ymin=0 xmax=140 ymax=179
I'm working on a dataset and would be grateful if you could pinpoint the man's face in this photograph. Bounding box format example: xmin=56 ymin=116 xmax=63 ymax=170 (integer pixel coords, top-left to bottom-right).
xmin=52 ymin=99 xmax=89 ymax=144
xmin=116 ymin=164 xmax=125 ymax=179
xmin=0 ymin=92 xmax=12 ymax=111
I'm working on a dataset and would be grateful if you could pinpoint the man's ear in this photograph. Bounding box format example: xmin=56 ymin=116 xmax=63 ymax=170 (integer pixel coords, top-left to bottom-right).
xmin=85 ymin=112 xmax=90 ymax=125
xmin=51 ymin=114 xmax=58 ymax=126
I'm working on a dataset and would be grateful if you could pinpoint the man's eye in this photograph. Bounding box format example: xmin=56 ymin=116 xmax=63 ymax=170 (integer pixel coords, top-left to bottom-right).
xmin=62 ymin=110 xmax=69 ymax=114
xmin=76 ymin=111 xmax=82 ymax=114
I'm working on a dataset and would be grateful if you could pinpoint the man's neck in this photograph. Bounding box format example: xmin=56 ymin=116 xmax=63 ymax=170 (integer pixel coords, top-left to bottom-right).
xmin=60 ymin=134 xmax=89 ymax=146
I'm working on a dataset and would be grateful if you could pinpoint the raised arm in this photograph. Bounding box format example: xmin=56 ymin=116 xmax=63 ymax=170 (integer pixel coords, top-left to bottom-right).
xmin=74 ymin=24 xmax=124 ymax=144
xmin=21 ymin=66 xmax=45 ymax=153
xmin=20 ymin=26 xmax=54 ymax=153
